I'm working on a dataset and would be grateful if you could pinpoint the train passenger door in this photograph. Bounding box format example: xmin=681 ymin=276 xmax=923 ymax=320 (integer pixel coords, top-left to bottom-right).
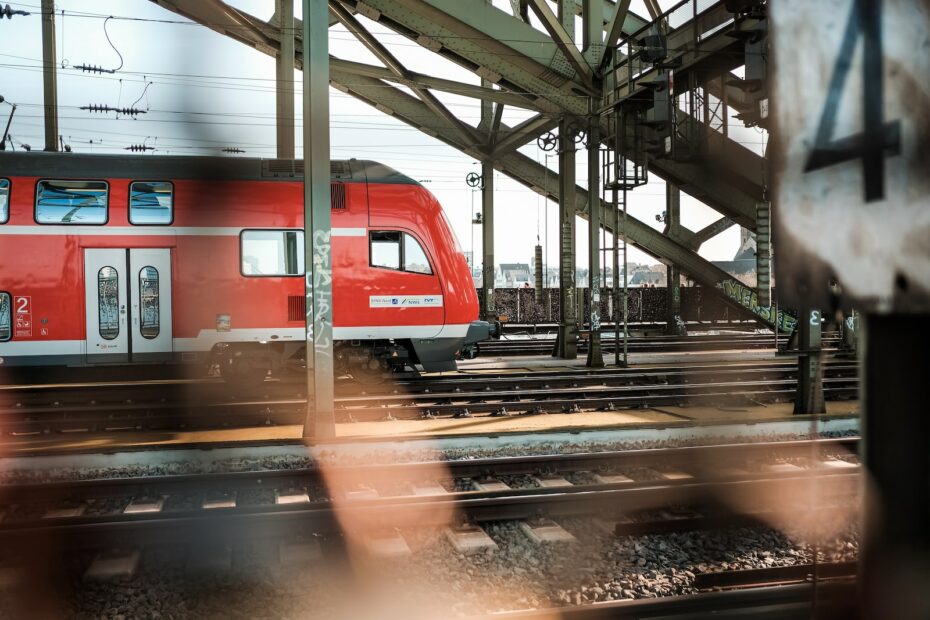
xmin=83 ymin=248 xmax=173 ymax=363
xmin=128 ymin=249 xmax=173 ymax=362
xmin=84 ymin=249 xmax=130 ymax=363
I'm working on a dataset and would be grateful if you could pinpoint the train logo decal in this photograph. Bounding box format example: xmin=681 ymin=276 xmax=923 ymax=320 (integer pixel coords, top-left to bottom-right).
xmin=369 ymin=296 xmax=444 ymax=308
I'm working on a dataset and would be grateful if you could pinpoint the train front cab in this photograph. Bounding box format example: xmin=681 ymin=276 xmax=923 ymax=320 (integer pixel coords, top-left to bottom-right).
xmin=361 ymin=174 xmax=494 ymax=373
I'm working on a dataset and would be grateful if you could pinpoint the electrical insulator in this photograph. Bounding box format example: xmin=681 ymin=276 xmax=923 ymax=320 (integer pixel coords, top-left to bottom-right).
xmin=74 ymin=64 xmax=115 ymax=75
xmin=0 ymin=4 xmax=29 ymax=18
xmin=221 ymin=147 xmax=245 ymax=154
xmin=124 ymin=145 xmax=155 ymax=152
xmin=81 ymin=104 xmax=146 ymax=117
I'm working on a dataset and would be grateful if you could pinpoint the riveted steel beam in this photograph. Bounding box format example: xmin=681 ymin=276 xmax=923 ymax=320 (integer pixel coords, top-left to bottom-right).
xmin=489 ymin=103 xmax=505 ymax=144
xmin=154 ymin=0 xmax=764 ymax=230
xmin=330 ymin=59 xmax=542 ymax=111
xmin=688 ymin=216 xmax=735 ymax=250
xmin=343 ymin=0 xmax=587 ymax=112
xmin=570 ymin=0 xmax=649 ymax=34
xmin=525 ymin=0 xmax=595 ymax=91
xmin=330 ymin=2 xmax=480 ymax=145
xmin=490 ymin=149 xmax=788 ymax=332
xmin=600 ymin=0 xmax=632 ymax=69
xmin=643 ymin=0 xmax=662 ymax=19
xmin=151 ymin=0 xmax=778 ymax=329
xmin=490 ymin=113 xmax=558 ymax=158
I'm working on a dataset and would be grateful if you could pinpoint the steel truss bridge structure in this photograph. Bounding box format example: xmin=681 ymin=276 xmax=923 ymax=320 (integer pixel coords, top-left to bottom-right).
xmin=146 ymin=0 xmax=781 ymax=364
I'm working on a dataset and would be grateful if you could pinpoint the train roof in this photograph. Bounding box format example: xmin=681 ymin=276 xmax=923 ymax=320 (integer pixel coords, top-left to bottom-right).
xmin=0 ymin=152 xmax=419 ymax=185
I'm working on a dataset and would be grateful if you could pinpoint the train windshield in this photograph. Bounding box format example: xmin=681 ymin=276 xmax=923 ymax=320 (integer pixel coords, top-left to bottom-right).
xmin=36 ymin=180 xmax=108 ymax=224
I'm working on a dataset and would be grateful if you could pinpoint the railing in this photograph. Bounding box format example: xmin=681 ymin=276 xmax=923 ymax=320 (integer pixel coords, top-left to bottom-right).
xmin=605 ymin=0 xmax=739 ymax=107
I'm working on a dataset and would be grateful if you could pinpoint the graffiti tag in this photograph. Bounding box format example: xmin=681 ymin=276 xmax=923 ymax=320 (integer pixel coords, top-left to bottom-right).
xmin=719 ymin=279 xmax=798 ymax=333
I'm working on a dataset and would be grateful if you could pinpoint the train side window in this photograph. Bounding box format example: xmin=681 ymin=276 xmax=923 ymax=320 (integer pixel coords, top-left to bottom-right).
xmin=98 ymin=267 xmax=120 ymax=340
xmin=129 ymin=181 xmax=173 ymax=225
xmin=36 ymin=180 xmax=108 ymax=224
xmin=0 ymin=292 xmax=10 ymax=342
xmin=241 ymin=230 xmax=305 ymax=276
xmin=370 ymin=231 xmax=401 ymax=270
xmin=0 ymin=179 xmax=9 ymax=224
xmin=403 ymin=234 xmax=432 ymax=275
xmin=139 ymin=267 xmax=160 ymax=339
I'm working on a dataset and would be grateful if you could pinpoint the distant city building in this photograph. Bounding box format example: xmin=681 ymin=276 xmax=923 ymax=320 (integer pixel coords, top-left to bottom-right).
xmin=712 ymin=227 xmax=758 ymax=287
xmin=498 ymin=263 xmax=532 ymax=287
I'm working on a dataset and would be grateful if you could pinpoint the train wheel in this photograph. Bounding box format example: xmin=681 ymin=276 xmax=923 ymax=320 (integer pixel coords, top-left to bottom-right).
xmin=221 ymin=357 xmax=269 ymax=390
xmin=351 ymin=358 xmax=386 ymax=384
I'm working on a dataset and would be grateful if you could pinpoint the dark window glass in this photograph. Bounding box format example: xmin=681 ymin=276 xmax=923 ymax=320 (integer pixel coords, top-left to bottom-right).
xmin=370 ymin=231 xmax=432 ymax=274
xmin=36 ymin=180 xmax=108 ymax=224
xmin=98 ymin=266 xmax=119 ymax=340
xmin=404 ymin=233 xmax=432 ymax=274
xmin=0 ymin=292 xmax=10 ymax=342
xmin=0 ymin=179 xmax=9 ymax=224
xmin=129 ymin=181 xmax=173 ymax=225
xmin=241 ymin=230 xmax=305 ymax=276
xmin=371 ymin=231 xmax=401 ymax=270
xmin=139 ymin=266 xmax=160 ymax=339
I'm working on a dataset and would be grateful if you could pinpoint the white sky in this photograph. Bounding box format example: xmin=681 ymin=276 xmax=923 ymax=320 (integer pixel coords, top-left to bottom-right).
xmin=0 ymin=0 xmax=765 ymax=269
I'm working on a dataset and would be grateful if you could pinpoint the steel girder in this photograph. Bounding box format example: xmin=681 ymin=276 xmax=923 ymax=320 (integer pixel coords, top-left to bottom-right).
xmin=334 ymin=68 xmax=783 ymax=330
xmin=570 ymin=0 xmax=647 ymax=36
xmin=344 ymin=0 xmax=764 ymax=227
xmin=152 ymin=0 xmax=763 ymax=228
xmin=149 ymin=0 xmax=779 ymax=329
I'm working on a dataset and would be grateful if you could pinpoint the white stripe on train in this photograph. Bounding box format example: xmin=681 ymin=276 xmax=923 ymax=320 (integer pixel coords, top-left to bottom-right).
xmin=0 ymin=226 xmax=368 ymax=237
xmin=0 ymin=324 xmax=472 ymax=358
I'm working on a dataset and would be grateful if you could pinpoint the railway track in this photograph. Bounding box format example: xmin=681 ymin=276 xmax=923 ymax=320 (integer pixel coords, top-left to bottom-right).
xmin=487 ymin=581 xmax=857 ymax=619
xmin=0 ymin=438 xmax=859 ymax=551
xmin=481 ymin=331 xmax=843 ymax=356
xmin=0 ymin=360 xmax=859 ymax=435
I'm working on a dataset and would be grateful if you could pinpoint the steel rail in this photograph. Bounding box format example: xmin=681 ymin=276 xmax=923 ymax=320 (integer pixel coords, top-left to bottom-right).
xmin=0 ymin=437 xmax=859 ymax=504
xmin=0 ymin=380 xmax=859 ymax=433
xmin=481 ymin=581 xmax=857 ymax=619
xmin=0 ymin=471 xmax=860 ymax=549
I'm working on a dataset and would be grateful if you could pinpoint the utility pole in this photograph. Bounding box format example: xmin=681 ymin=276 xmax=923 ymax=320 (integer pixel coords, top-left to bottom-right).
xmin=275 ymin=0 xmax=295 ymax=159
xmin=302 ymin=0 xmax=334 ymax=439
xmin=585 ymin=108 xmax=604 ymax=367
xmin=41 ymin=0 xmax=58 ymax=151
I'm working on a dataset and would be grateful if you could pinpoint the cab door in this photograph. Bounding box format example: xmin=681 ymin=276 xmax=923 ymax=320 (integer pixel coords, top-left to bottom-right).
xmin=84 ymin=249 xmax=130 ymax=363
xmin=367 ymin=231 xmax=444 ymax=337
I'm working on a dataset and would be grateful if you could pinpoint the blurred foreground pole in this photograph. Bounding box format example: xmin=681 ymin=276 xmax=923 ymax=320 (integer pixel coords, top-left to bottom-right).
xmin=861 ymin=316 xmax=930 ymax=619
xmin=275 ymin=0 xmax=295 ymax=159
xmin=41 ymin=0 xmax=57 ymax=151
xmin=302 ymin=0 xmax=334 ymax=439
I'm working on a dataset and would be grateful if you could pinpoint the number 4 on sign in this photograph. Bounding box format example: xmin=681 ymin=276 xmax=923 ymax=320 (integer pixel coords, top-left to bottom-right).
xmin=803 ymin=0 xmax=901 ymax=202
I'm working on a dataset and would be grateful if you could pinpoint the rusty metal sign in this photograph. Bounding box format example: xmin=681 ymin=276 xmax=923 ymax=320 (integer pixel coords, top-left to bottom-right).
xmin=770 ymin=0 xmax=930 ymax=312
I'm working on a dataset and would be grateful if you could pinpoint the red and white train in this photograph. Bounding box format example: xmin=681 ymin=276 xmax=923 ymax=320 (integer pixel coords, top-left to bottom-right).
xmin=0 ymin=153 xmax=495 ymax=382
